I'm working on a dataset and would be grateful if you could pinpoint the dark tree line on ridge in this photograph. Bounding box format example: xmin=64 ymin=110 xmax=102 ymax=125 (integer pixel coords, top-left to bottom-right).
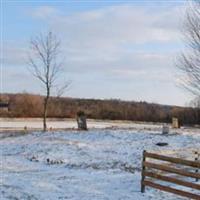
xmin=0 ymin=93 xmax=199 ymax=126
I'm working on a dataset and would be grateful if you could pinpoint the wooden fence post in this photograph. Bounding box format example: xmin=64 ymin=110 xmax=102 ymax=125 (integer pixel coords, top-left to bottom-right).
xmin=141 ymin=150 xmax=146 ymax=193
xmin=195 ymin=151 xmax=199 ymax=182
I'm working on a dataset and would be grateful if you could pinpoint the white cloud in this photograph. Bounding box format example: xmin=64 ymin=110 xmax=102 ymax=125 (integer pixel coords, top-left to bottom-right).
xmin=5 ymin=4 xmax=185 ymax=70
xmin=111 ymin=69 xmax=147 ymax=77
xmin=2 ymin=3 xmax=190 ymax=105
xmin=1 ymin=42 xmax=28 ymax=66
xmin=31 ymin=6 xmax=60 ymax=19
xmin=35 ymin=4 xmax=183 ymax=75
xmin=50 ymin=4 xmax=183 ymax=44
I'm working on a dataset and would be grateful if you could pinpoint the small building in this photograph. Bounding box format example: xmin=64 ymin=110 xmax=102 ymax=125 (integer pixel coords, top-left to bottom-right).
xmin=0 ymin=102 xmax=9 ymax=112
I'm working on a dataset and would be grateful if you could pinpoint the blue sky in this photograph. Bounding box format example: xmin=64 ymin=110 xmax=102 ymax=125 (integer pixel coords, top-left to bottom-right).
xmin=1 ymin=0 xmax=193 ymax=106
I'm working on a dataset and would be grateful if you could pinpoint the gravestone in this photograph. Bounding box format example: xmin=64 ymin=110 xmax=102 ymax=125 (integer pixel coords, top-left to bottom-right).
xmin=172 ymin=117 xmax=179 ymax=128
xmin=77 ymin=111 xmax=87 ymax=130
xmin=162 ymin=124 xmax=169 ymax=134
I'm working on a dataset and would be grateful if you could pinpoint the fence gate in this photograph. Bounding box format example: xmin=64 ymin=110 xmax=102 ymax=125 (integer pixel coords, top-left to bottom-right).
xmin=141 ymin=150 xmax=200 ymax=200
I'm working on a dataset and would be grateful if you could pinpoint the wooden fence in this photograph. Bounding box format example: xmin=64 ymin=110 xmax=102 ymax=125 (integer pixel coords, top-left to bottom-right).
xmin=141 ymin=151 xmax=200 ymax=199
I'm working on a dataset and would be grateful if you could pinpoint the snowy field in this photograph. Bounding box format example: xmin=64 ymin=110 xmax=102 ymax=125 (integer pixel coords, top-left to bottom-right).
xmin=0 ymin=122 xmax=200 ymax=200
xmin=0 ymin=118 xmax=163 ymax=131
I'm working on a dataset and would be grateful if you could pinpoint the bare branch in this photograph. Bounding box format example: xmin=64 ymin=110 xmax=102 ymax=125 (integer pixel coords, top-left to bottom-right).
xmin=56 ymin=81 xmax=72 ymax=98
xmin=177 ymin=1 xmax=200 ymax=97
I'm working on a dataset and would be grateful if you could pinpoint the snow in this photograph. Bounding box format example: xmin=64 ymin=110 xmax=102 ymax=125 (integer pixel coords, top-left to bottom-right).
xmin=0 ymin=118 xmax=162 ymax=131
xmin=0 ymin=123 xmax=200 ymax=200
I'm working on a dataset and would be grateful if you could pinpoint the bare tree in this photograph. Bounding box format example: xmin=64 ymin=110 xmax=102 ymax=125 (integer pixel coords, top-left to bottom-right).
xmin=177 ymin=1 xmax=200 ymax=98
xmin=190 ymin=97 xmax=200 ymax=108
xmin=28 ymin=32 xmax=68 ymax=131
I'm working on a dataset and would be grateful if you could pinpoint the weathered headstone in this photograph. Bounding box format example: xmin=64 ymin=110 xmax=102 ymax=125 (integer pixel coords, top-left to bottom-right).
xmin=77 ymin=111 xmax=87 ymax=130
xmin=162 ymin=124 xmax=169 ymax=134
xmin=172 ymin=117 xmax=179 ymax=128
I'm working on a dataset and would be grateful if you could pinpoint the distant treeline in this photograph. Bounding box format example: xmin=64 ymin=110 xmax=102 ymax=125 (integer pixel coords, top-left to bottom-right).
xmin=0 ymin=93 xmax=199 ymax=125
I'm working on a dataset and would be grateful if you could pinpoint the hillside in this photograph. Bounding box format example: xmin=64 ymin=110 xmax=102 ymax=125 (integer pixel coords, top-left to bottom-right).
xmin=0 ymin=93 xmax=199 ymax=125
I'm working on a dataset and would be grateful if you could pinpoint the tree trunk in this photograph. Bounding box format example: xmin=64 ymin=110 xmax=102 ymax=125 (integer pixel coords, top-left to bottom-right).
xmin=43 ymin=97 xmax=48 ymax=131
xmin=43 ymin=88 xmax=49 ymax=132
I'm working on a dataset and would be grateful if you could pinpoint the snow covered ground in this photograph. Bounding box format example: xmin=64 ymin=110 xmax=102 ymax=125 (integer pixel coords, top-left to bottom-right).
xmin=0 ymin=123 xmax=200 ymax=200
xmin=0 ymin=118 xmax=163 ymax=131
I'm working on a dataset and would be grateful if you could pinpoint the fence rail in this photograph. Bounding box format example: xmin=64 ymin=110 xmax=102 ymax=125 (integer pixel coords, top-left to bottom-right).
xmin=141 ymin=151 xmax=200 ymax=200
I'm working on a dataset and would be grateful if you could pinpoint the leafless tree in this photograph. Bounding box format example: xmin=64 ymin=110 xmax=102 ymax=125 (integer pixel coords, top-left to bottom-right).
xmin=28 ymin=32 xmax=69 ymax=131
xmin=190 ymin=97 xmax=200 ymax=108
xmin=177 ymin=1 xmax=200 ymax=98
